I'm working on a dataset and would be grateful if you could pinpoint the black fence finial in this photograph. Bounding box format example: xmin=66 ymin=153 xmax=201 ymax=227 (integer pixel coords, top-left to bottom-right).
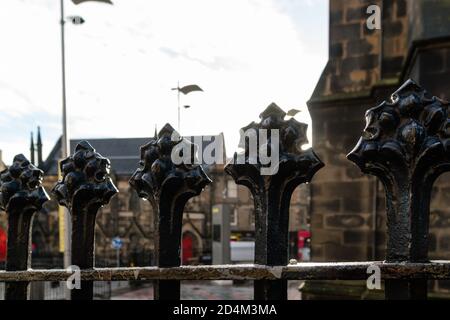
xmin=0 ymin=154 xmax=50 ymax=300
xmin=130 ymin=123 xmax=211 ymax=300
xmin=348 ymin=79 xmax=450 ymax=299
xmin=53 ymin=140 xmax=118 ymax=300
xmin=225 ymin=103 xmax=324 ymax=300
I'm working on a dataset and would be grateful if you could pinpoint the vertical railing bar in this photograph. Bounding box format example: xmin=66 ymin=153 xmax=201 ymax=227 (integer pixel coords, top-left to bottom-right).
xmin=348 ymin=79 xmax=450 ymax=300
xmin=130 ymin=124 xmax=211 ymax=300
xmin=53 ymin=141 xmax=118 ymax=300
xmin=0 ymin=154 xmax=50 ymax=300
xmin=225 ymin=103 xmax=323 ymax=300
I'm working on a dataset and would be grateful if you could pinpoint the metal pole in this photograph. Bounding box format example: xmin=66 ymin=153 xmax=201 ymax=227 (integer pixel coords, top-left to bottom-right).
xmin=177 ymin=81 xmax=180 ymax=132
xmin=60 ymin=0 xmax=68 ymax=160
xmin=60 ymin=0 xmax=72 ymax=300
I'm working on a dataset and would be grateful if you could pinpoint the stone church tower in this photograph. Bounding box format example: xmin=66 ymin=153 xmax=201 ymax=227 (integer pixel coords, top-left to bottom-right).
xmin=305 ymin=0 xmax=450 ymax=299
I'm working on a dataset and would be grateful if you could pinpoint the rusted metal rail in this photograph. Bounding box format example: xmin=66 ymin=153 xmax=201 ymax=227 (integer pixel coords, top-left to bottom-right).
xmin=0 ymin=262 xmax=450 ymax=282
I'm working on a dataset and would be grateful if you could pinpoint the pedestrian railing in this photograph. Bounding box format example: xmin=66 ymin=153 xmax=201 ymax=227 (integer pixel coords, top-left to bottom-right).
xmin=0 ymin=79 xmax=449 ymax=300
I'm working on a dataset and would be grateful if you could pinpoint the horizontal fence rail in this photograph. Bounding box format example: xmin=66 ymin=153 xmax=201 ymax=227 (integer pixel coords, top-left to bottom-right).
xmin=1 ymin=261 xmax=450 ymax=282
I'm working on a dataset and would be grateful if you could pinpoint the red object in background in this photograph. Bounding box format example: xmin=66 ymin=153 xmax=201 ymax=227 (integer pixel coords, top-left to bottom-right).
xmin=0 ymin=227 xmax=6 ymax=262
xmin=182 ymin=233 xmax=193 ymax=265
xmin=297 ymin=230 xmax=310 ymax=260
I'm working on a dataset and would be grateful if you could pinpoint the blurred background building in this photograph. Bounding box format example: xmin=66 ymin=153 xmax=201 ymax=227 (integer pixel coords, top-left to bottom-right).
xmin=11 ymin=131 xmax=310 ymax=271
xmin=305 ymin=0 xmax=450 ymax=299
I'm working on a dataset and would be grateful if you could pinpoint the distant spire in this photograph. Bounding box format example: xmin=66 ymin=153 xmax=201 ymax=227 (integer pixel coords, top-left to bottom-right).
xmin=37 ymin=126 xmax=42 ymax=144
xmin=37 ymin=126 xmax=43 ymax=167
xmin=154 ymin=124 xmax=158 ymax=139
xmin=30 ymin=131 xmax=35 ymax=165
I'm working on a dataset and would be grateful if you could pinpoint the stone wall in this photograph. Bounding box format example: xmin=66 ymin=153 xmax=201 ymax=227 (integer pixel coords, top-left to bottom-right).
xmin=312 ymin=0 xmax=408 ymax=98
xmin=309 ymin=98 xmax=377 ymax=262
xmin=306 ymin=0 xmax=450 ymax=298
xmin=381 ymin=0 xmax=408 ymax=78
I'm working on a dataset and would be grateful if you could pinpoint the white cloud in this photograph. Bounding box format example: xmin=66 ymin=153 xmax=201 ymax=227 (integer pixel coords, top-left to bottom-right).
xmin=0 ymin=0 xmax=328 ymax=164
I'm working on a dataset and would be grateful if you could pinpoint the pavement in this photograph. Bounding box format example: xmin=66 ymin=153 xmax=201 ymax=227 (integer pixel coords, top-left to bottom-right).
xmin=111 ymin=280 xmax=303 ymax=300
xmin=0 ymin=280 xmax=302 ymax=300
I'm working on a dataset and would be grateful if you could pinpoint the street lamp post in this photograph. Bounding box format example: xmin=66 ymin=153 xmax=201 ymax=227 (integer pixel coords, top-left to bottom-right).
xmin=59 ymin=0 xmax=112 ymax=300
xmin=171 ymin=83 xmax=204 ymax=133
xmin=60 ymin=4 xmax=88 ymax=162
xmin=59 ymin=1 xmax=71 ymax=290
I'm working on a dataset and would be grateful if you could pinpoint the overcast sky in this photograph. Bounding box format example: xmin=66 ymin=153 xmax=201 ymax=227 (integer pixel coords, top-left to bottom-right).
xmin=0 ymin=0 xmax=328 ymax=164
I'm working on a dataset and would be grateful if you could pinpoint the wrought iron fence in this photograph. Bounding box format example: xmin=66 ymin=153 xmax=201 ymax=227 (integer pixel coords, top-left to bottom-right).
xmin=0 ymin=79 xmax=449 ymax=300
xmin=0 ymin=281 xmax=131 ymax=300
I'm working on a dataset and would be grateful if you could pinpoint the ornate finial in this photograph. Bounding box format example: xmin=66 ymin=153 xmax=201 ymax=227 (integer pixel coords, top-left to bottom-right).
xmin=225 ymin=103 xmax=323 ymax=300
xmin=0 ymin=154 xmax=49 ymax=213
xmin=0 ymin=154 xmax=49 ymax=300
xmin=227 ymin=102 xmax=322 ymax=186
xmin=52 ymin=141 xmax=118 ymax=300
xmin=52 ymin=140 xmax=118 ymax=210
xmin=130 ymin=123 xmax=211 ymax=202
xmin=130 ymin=123 xmax=211 ymax=300
xmin=348 ymin=79 xmax=449 ymax=173
xmin=348 ymin=79 xmax=449 ymax=263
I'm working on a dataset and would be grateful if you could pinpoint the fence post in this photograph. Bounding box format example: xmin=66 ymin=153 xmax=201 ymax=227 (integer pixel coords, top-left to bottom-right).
xmin=225 ymin=103 xmax=324 ymax=300
xmin=130 ymin=124 xmax=211 ymax=300
xmin=53 ymin=141 xmax=118 ymax=300
xmin=0 ymin=154 xmax=50 ymax=300
xmin=347 ymin=79 xmax=450 ymax=299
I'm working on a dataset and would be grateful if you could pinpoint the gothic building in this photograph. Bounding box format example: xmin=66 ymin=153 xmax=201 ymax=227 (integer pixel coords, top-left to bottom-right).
xmin=305 ymin=0 xmax=450 ymax=299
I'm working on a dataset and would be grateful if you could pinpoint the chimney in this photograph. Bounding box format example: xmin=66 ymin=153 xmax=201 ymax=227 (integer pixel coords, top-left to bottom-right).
xmin=37 ymin=126 xmax=43 ymax=167
xmin=30 ymin=131 xmax=35 ymax=165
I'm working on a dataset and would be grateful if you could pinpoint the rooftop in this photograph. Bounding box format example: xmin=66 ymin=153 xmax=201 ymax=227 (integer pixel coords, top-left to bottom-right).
xmin=42 ymin=134 xmax=226 ymax=177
